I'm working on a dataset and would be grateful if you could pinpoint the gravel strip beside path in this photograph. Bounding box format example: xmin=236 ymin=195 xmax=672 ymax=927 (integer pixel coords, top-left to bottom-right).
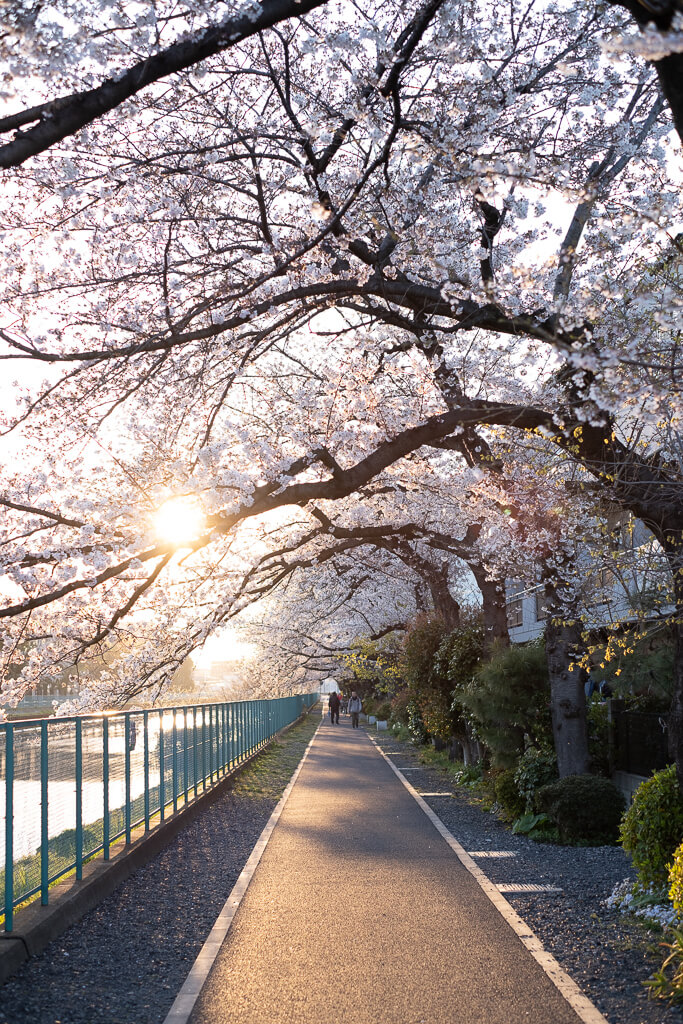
xmin=372 ymin=729 xmax=682 ymax=1024
xmin=0 ymin=713 xmax=321 ymax=1024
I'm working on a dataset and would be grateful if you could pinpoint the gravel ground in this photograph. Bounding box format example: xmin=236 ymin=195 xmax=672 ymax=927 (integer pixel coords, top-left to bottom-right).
xmin=0 ymin=713 xmax=321 ymax=1024
xmin=372 ymin=729 xmax=683 ymax=1024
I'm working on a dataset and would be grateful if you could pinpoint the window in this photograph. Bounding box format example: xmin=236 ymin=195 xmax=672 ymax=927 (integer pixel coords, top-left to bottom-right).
xmin=506 ymin=582 xmax=524 ymax=628
xmin=594 ymin=566 xmax=615 ymax=602
xmin=535 ymin=591 xmax=548 ymax=621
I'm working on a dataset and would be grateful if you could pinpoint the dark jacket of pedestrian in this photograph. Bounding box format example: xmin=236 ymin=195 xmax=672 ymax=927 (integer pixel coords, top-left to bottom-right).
xmin=329 ymin=691 xmax=341 ymax=724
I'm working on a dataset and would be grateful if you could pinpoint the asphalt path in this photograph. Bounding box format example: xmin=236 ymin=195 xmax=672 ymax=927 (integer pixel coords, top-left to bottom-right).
xmin=190 ymin=720 xmax=587 ymax=1024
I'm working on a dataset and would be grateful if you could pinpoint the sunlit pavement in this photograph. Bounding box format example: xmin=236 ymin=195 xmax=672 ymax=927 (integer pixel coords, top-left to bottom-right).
xmin=189 ymin=720 xmax=587 ymax=1024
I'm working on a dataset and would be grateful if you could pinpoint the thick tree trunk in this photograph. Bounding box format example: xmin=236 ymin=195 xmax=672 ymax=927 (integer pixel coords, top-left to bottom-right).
xmin=469 ymin=564 xmax=510 ymax=651
xmin=544 ymin=573 xmax=590 ymax=778
xmin=422 ymin=560 xmax=460 ymax=629
xmin=670 ymin=617 xmax=683 ymax=787
xmin=667 ymin=549 xmax=683 ymax=789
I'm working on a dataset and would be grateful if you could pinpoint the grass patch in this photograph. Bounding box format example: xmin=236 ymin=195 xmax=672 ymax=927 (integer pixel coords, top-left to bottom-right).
xmin=231 ymin=712 xmax=319 ymax=801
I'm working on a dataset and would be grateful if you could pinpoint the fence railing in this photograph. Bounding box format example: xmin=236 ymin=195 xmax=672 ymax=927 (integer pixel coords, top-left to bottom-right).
xmin=0 ymin=693 xmax=318 ymax=931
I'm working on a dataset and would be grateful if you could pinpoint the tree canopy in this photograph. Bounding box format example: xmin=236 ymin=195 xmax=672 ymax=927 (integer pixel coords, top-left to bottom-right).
xmin=0 ymin=0 xmax=681 ymax=752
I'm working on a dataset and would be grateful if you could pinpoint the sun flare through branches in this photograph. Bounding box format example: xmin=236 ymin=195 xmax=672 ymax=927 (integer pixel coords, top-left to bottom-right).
xmin=153 ymin=497 xmax=205 ymax=548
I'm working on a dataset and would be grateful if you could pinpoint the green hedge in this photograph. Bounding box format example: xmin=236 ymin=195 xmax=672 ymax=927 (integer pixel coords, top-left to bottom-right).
xmin=537 ymin=774 xmax=625 ymax=845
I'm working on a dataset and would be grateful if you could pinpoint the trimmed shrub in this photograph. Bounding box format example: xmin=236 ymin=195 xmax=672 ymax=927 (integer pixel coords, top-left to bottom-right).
xmin=514 ymin=746 xmax=558 ymax=813
xmin=620 ymin=765 xmax=683 ymax=889
xmin=537 ymin=774 xmax=625 ymax=845
xmin=374 ymin=701 xmax=392 ymax=721
xmin=494 ymin=768 xmax=525 ymax=819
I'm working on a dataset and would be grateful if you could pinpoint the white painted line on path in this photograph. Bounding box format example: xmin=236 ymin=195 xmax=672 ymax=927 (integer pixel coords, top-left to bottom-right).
xmin=163 ymin=721 xmax=322 ymax=1024
xmin=369 ymin=736 xmax=609 ymax=1024
xmin=469 ymin=850 xmax=517 ymax=858
xmin=498 ymin=883 xmax=563 ymax=893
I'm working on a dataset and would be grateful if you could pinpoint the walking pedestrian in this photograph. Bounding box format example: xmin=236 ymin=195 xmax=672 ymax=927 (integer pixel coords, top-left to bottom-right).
xmin=348 ymin=691 xmax=362 ymax=728
xmin=329 ymin=690 xmax=341 ymax=725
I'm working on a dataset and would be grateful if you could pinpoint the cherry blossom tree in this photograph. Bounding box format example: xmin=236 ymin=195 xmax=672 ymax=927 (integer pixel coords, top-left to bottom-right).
xmin=0 ymin=0 xmax=681 ymax=776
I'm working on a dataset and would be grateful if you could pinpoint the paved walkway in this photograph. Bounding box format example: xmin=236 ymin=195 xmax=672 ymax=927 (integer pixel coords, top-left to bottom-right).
xmin=189 ymin=721 xmax=588 ymax=1024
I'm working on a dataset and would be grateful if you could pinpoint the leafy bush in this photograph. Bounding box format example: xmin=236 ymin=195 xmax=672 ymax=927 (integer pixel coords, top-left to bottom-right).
xmin=494 ymin=768 xmax=525 ymax=819
xmin=512 ymin=812 xmax=552 ymax=836
xmin=514 ymin=746 xmax=558 ymax=813
xmin=645 ymin=927 xmax=683 ymax=1005
xmin=436 ymin=620 xmax=485 ymax=688
xmin=621 ymin=765 xmax=683 ymax=889
xmin=374 ymin=701 xmax=392 ymax=721
xmin=537 ymin=774 xmax=625 ymax=845
xmin=362 ymin=696 xmax=376 ymax=717
xmin=452 ymin=763 xmax=483 ymax=788
xmin=401 ymin=615 xmax=453 ymax=741
xmin=390 ymin=689 xmax=411 ymax=726
xmin=457 ymin=640 xmax=552 ymax=768
xmin=670 ymin=841 xmax=683 ymax=914
xmin=391 ymin=722 xmax=410 ymax=741
xmin=402 ymin=615 xmax=451 ymax=688
xmin=406 ymin=698 xmax=429 ymax=744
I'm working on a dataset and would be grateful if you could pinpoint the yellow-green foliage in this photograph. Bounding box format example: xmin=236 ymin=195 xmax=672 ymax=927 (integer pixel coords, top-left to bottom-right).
xmin=645 ymin=928 xmax=683 ymax=1005
xmin=670 ymin=841 xmax=683 ymax=914
xmin=620 ymin=765 xmax=683 ymax=889
xmin=343 ymin=635 xmax=402 ymax=692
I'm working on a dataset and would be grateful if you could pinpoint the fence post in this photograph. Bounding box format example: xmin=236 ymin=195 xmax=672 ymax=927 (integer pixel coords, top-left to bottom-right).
xmin=208 ymin=705 xmax=214 ymax=785
xmin=124 ymin=712 xmax=131 ymax=845
xmin=159 ymin=709 xmax=166 ymax=821
xmin=201 ymin=708 xmax=207 ymax=791
xmin=242 ymin=704 xmax=248 ymax=761
xmin=76 ymin=717 xmax=83 ymax=878
xmin=172 ymin=710 xmax=178 ymax=814
xmin=143 ymin=710 xmax=150 ymax=831
xmin=103 ymin=717 xmax=110 ymax=860
xmin=193 ymin=707 xmax=199 ymax=799
xmin=4 ymin=724 xmax=13 ymax=931
xmin=183 ymin=707 xmax=189 ymax=805
xmin=41 ymin=721 xmax=49 ymax=904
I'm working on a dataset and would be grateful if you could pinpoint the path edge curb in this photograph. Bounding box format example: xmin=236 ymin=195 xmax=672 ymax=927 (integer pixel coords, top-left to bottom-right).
xmin=369 ymin=735 xmax=610 ymax=1024
xmin=162 ymin=719 xmax=323 ymax=1024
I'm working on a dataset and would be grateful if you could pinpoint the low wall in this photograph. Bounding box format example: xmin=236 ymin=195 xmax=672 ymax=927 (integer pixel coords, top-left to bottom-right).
xmin=612 ymin=769 xmax=649 ymax=805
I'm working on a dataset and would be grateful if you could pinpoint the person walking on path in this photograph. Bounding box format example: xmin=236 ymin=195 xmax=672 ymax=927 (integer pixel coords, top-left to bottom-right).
xmin=348 ymin=691 xmax=362 ymax=728
xmin=329 ymin=691 xmax=341 ymax=725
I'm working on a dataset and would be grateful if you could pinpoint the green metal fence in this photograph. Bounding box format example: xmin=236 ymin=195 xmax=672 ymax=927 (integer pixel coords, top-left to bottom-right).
xmin=0 ymin=693 xmax=317 ymax=931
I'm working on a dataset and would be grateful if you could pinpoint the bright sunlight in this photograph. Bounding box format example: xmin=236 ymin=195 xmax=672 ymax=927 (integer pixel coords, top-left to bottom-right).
xmin=154 ymin=496 xmax=205 ymax=547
